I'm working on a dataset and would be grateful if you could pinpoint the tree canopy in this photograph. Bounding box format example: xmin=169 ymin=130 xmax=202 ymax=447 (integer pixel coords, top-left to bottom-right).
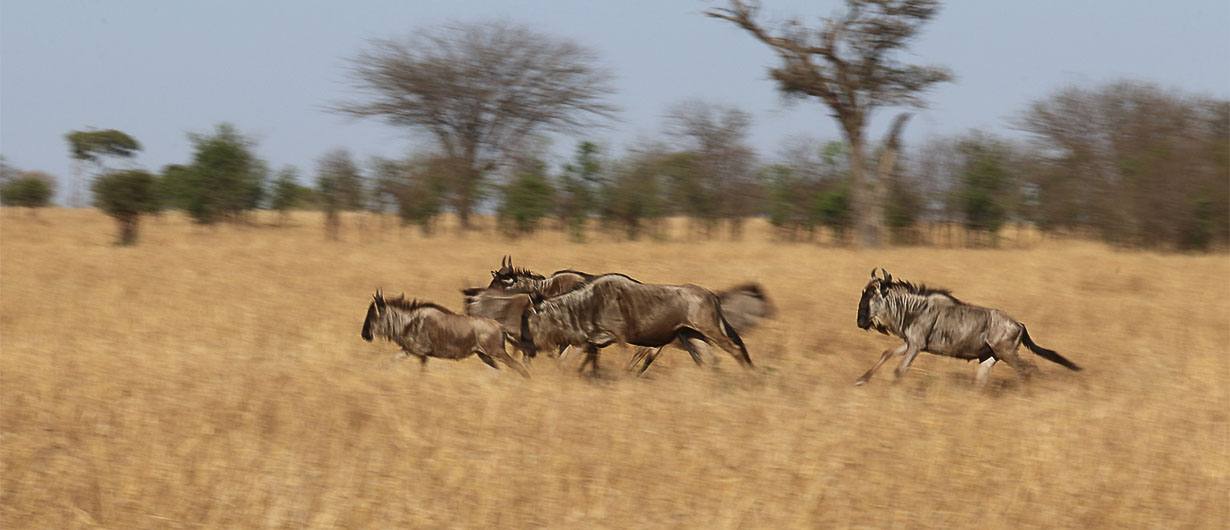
xmin=706 ymin=0 xmax=952 ymax=247
xmin=334 ymin=21 xmax=616 ymax=228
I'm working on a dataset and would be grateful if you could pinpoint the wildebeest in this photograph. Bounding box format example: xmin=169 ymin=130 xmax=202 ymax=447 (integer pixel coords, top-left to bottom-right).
xmin=470 ymin=273 xmax=754 ymax=374
xmin=361 ymin=290 xmax=529 ymax=377
xmin=484 ymin=256 xmax=592 ymax=296
xmin=469 ymin=258 xmax=773 ymax=373
xmin=483 ymin=259 xmax=776 ymax=330
xmin=855 ymin=269 xmax=1080 ymax=387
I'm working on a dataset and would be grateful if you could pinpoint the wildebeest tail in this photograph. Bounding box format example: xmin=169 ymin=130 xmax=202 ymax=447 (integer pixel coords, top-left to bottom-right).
xmin=1021 ymin=326 xmax=1080 ymax=371
xmin=719 ymin=310 xmax=753 ymax=368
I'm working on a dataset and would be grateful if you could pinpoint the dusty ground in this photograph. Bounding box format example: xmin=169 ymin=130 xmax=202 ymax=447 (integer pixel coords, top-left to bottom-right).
xmin=2 ymin=209 xmax=1227 ymax=528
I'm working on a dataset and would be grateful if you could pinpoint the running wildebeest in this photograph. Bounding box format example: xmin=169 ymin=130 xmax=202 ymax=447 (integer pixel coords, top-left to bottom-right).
xmin=484 ymin=256 xmax=592 ymax=296
xmin=855 ymin=269 xmax=1080 ymax=387
xmin=468 ymin=258 xmax=774 ymax=373
xmin=361 ymin=290 xmax=530 ymax=377
xmin=470 ymin=273 xmax=754 ymax=375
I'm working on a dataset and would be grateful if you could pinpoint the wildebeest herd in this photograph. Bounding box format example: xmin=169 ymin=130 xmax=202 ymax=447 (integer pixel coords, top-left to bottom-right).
xmin=361 ymin=258 xmax=1081 ymax=386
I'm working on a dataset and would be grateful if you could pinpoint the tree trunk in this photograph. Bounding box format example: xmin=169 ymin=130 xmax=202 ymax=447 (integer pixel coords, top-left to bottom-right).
xmin=117 ymin=215 xmax=139 ymax=246
xmin=847 ymin=137 xmax=881 ymax=249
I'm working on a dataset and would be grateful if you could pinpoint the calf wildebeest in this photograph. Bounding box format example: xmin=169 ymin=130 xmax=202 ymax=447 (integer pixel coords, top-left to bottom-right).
xmin=470 ymin=258 xmax=774 ymax=373
xmin=361 ymin=290 xmax=529 ymax=377
xmin=470 ymin=273 xmax=754 ymax=375
xmin=855 ymin=269 xmax=1080 ymax=387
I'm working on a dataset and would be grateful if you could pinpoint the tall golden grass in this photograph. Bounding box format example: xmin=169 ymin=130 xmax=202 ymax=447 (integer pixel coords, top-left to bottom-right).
xmin=2 ymin=209 xmax=1227 ymax=529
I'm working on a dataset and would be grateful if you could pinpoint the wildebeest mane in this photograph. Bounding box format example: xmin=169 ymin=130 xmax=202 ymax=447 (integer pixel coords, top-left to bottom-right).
xmin=502 ymin=266 xmax=544 ymax=280
xmin=888 ymin=280 xmax=963 ymax=304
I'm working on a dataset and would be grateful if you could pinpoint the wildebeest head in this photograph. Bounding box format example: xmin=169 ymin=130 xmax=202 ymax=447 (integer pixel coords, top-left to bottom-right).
xmin=487 ymin=256 xmax=544 ymax=289
xmin=361 ymin=289 xmax=388 ymax=341
xmin=857 ymin=268 xmax=893 ymax=333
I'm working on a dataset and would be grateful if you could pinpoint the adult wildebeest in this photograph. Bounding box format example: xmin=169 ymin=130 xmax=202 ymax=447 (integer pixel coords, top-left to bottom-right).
xmin=470 ymin=273 xmax=754 ymax=375
xmin=361 ymin=290 xmax=529 ymax=377
xmin=470 ymin=258 xmax=774 ymax=372
xmin=482 ymin=258 xmax=777 ymax=330
xmin=484 ymin=256 xmax=592 ymax=296
xmin=855 ymin=269 xmax=1080 ymax=387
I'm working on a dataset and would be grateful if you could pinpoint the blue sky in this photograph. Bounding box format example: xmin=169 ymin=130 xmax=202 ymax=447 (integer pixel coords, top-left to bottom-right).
xmin=2 ymin=1 xmax=1227 ymax=204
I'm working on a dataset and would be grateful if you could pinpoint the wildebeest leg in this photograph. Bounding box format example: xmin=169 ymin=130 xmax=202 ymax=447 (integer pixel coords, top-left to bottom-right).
xmin=476 ymin=351 xmax=500 ymax=370
xmin=577 ymin=344 xmax=605 ymax=375
xmin=489 ymin=349 xmax=531 ymax=378
xmin=991 ymin=343 xmax=1038 ymax=379
xmin=634 ymin=346 xmax=667 ymax=375
xmin=417 ymin=354 xmax=428 ymax=373
xmin=893 ymin=343 xmax=924 ymax=380
xmin=975 ymin=357 xmax=997 ymax=388
xmin=702 ymin=319 xmax=754 ymax=368
xmin=627 ymin=346 xmax=658 ymax=372
xmin=676 ymin=329 xmax=708 ymax=366
xmin=855 ymin=343 xmax=907 ymax=386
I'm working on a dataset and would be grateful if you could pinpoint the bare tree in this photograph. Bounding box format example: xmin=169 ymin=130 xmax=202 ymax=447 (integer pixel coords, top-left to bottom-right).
xmin=706 ymin=0 xmax=952 ymax=247
xmin=663 ymin=99 xmax=758 ymax=238
xmin=333 ymin=21 xmax=616 ymax=229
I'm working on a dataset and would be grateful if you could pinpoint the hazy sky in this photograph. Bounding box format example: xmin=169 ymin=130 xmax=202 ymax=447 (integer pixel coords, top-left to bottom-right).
xmin=3 ymin=0 xmax=1227 ymax=204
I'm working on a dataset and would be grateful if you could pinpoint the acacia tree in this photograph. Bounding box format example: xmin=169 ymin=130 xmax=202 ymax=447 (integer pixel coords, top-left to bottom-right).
xmin=65 ymin=129 xmax=141 ymax=207
xmin=706 ymin=0 xmax=952 ymax=247
xmin=334 ymin=21 xmax=616 ymax=229
xmin=92 ymin=169 xmax=160 ymax=245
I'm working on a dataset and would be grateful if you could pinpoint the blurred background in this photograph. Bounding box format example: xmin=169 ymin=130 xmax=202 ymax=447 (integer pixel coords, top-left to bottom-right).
xmin=2 ymin=1 xmax=1227 ymax=528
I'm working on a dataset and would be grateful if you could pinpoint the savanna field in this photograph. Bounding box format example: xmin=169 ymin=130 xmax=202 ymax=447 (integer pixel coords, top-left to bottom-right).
xmin=2 ymin=209 xmax=1227 ymax=529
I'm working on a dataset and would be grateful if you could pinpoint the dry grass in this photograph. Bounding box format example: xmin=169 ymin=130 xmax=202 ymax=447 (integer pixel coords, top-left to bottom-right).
xmin=2 ymin=209 xmax=1227 ymax=529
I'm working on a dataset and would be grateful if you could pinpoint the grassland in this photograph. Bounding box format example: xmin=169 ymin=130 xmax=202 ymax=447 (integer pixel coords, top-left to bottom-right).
xmin=2 ymin=209 xmax=1227 ymax=529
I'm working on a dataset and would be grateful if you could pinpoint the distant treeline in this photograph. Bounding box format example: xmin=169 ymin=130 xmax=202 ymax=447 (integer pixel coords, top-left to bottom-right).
xmin=2 ymin=80 xmax=1226 ymax=250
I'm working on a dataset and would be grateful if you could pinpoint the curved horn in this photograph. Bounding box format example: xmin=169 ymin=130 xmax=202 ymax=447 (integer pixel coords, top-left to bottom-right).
xmin=880 ymin=268 xmax=892 ymax=284
xmin=871 ymin=268 xmax=878 ymax=279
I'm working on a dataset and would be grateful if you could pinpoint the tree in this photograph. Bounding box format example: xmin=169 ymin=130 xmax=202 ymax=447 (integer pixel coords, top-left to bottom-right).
xmin=556 ymin=141 xmax=604 ymax=241
xmin=92 ymin=169 xmax=160 ymax=245
xmin=315 ymin=149 xmax=365 ymax=240
xmin=169 ymin=124 xmax=267 ymax=224
xmin=334 ymin=21 xmax=616 ymax=229
xmin=65 ymin=129 xmax=141 ymax=207
xmin=663 ymin=99 xmax=758 ymax=238
xmin=499 ymin=162 xmax=555 ymax=237
xmin=1 ymin=171 xmax=56 ymax=214
xmin=600 ymin=146 xmax=667 ymax=240
xmin=1017 ymin=80 xmax=1229 ymax=249
xmin=956 ymin=136 xmax=1013 ymax=241
xmin=706 ymin=0 xmax=953 ymax=247
xmin=269 ymin=166 xmax=311 ymax=224
xmin=395 ymin=155 xmax=451 ymax=234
